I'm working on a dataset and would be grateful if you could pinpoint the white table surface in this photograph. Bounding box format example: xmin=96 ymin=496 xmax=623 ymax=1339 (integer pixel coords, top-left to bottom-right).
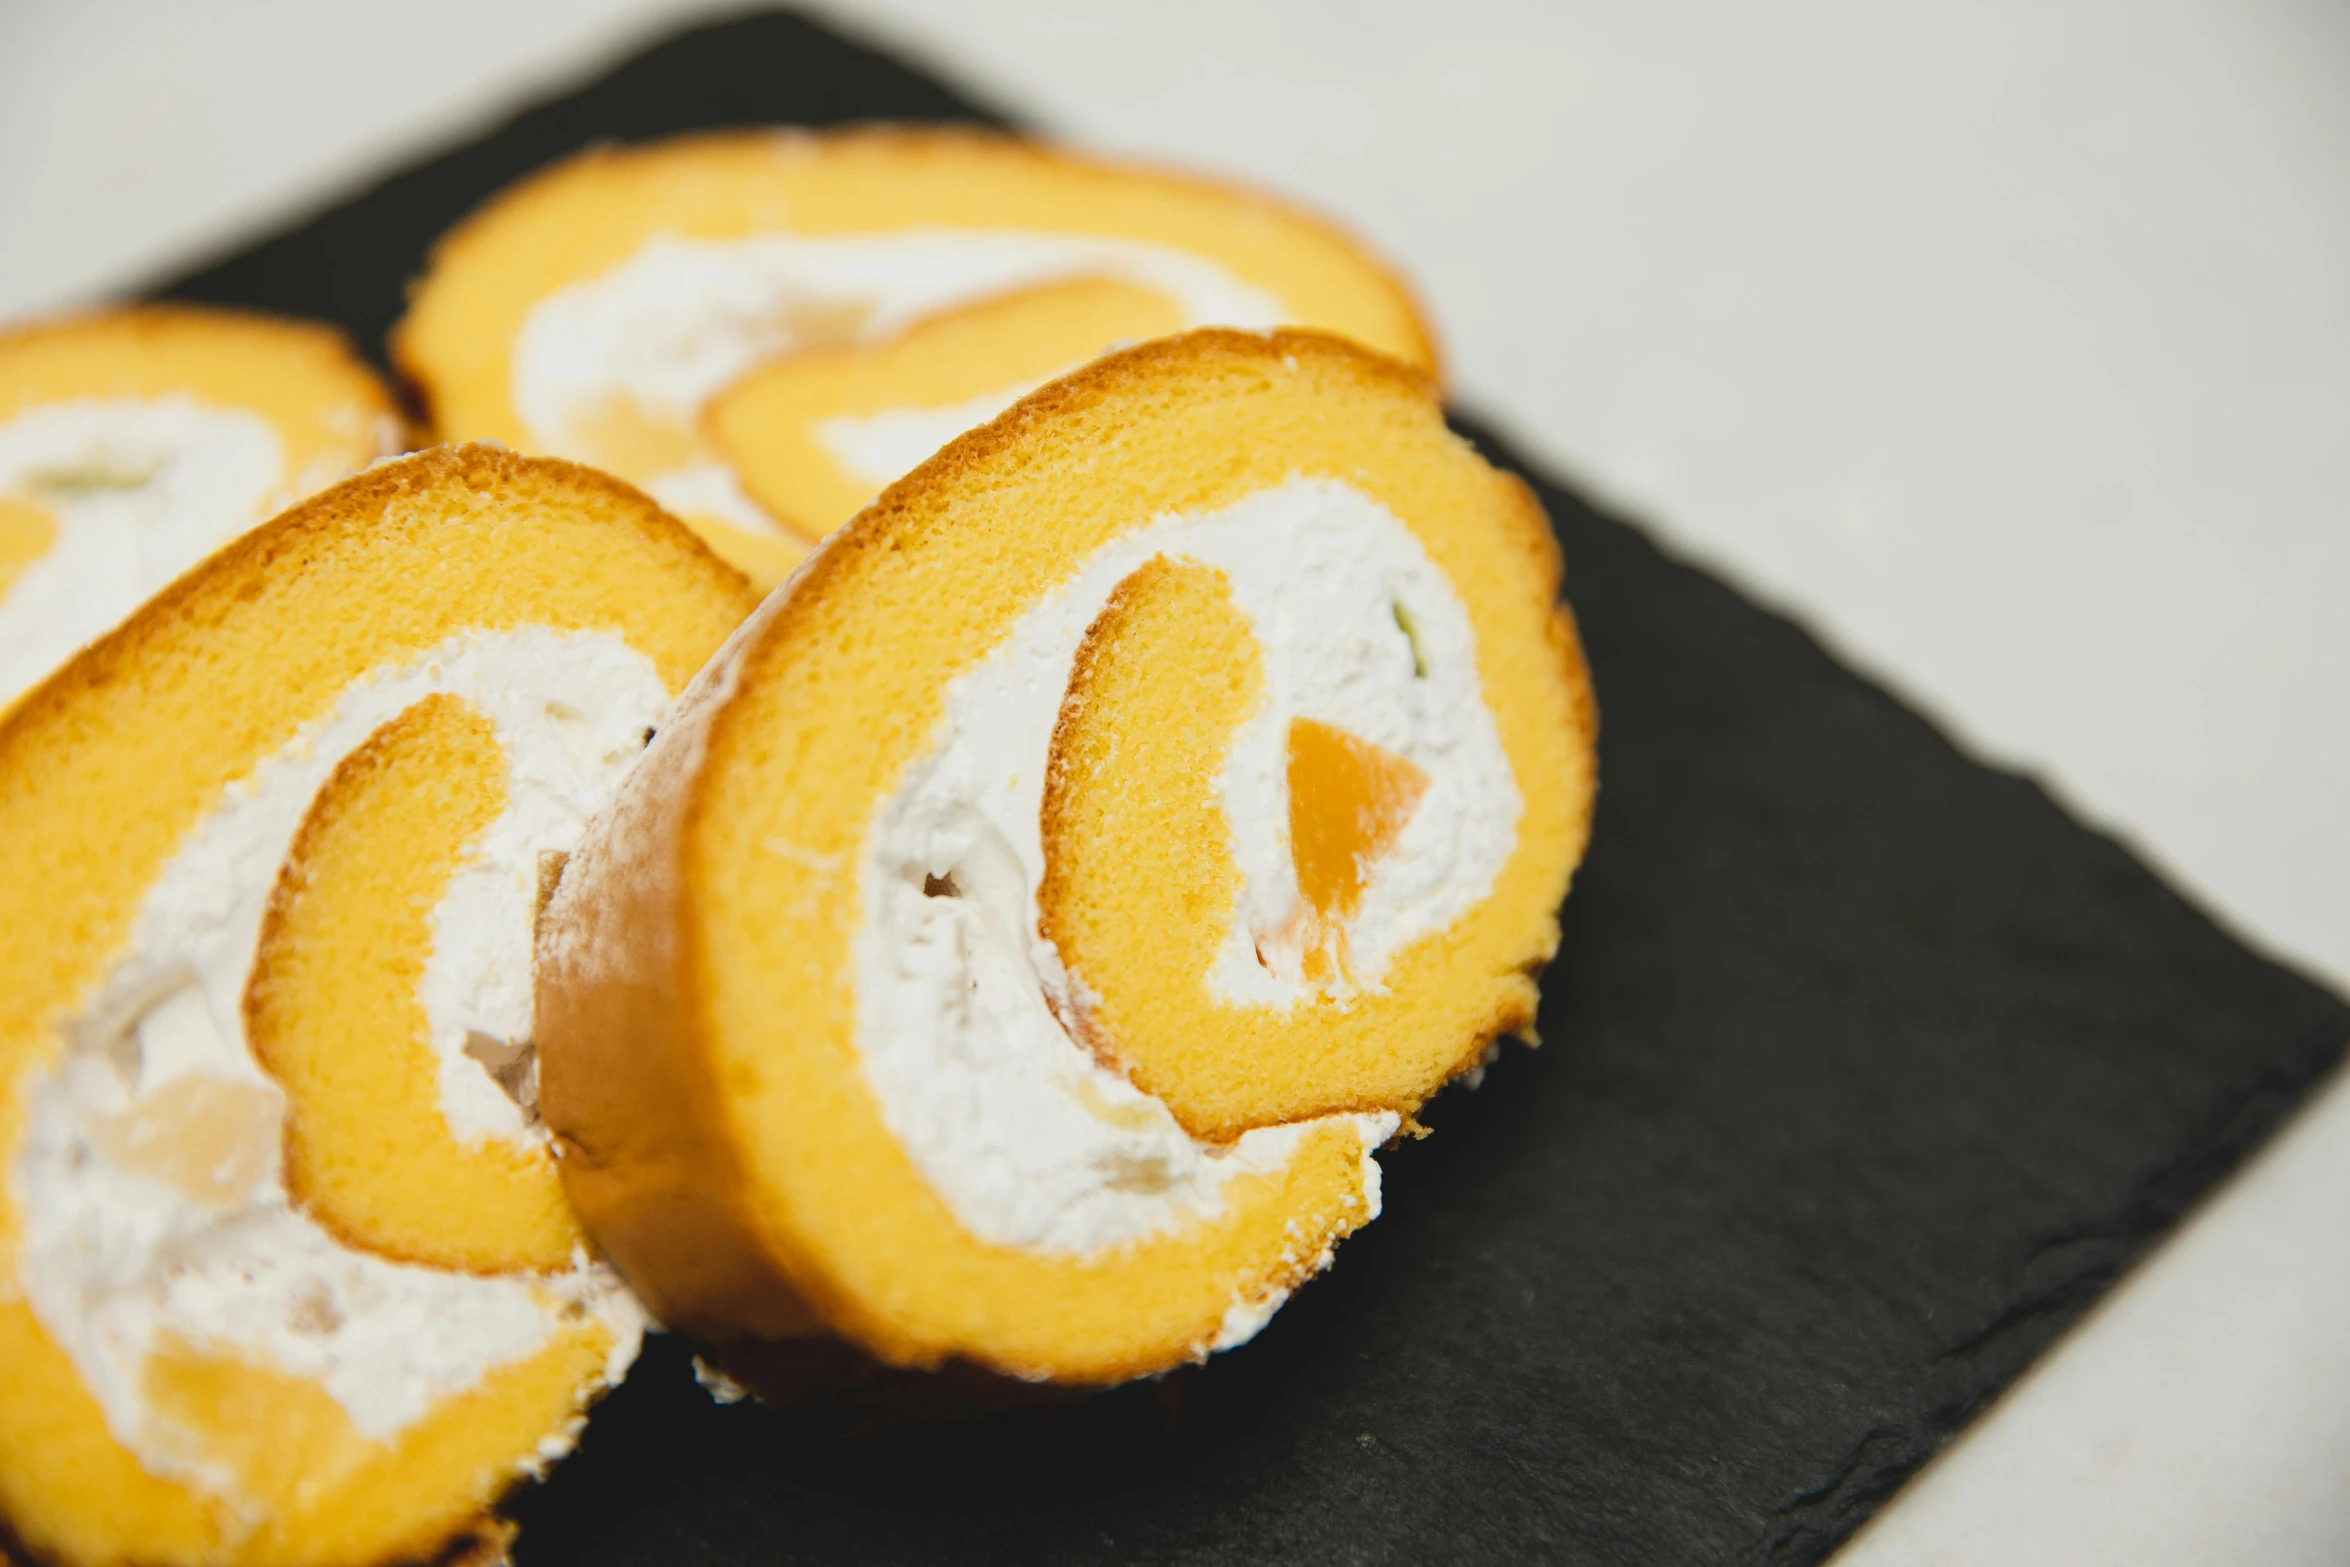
xmin=2 ymin=1 xmax=2345 ymax=1558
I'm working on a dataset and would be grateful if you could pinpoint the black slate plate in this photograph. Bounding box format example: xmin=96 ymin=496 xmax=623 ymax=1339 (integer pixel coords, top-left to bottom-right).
xmin=147 ymin=12 xmax=2350 ymax=1564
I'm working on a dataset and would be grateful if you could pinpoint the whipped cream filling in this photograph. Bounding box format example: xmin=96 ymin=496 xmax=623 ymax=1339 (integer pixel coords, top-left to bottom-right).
xmin=853 ymin=477 xmax=1518 ymax=1278
xmin=814 ymin=379 xmax=1044 ymax=490
xmin=9 ymin=628 xmax=663 ymax=1496
xmin=0 ymin=398 xmax=283 ymax=705
xmin=640 ymin=459 xmax=786 ymax=541
xmin=513 ymin=228 xmax=1287 ymax=529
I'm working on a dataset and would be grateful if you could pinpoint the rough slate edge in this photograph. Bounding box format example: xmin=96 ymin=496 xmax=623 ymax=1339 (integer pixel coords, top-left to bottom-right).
xmin=130 ymin=10 xmax=2350 ymax=1564
xmin=1452 ymin=413 xmax=2350 ymax=1562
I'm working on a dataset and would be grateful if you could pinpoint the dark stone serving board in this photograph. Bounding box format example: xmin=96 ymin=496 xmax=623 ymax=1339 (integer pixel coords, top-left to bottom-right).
xmin=146 ymin=11 xmax=2350 ymax=1564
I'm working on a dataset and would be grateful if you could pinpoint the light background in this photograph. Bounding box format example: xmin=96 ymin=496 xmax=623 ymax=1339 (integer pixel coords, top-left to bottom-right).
xmin=2 ymin=2 xmax=2345 ymax=1559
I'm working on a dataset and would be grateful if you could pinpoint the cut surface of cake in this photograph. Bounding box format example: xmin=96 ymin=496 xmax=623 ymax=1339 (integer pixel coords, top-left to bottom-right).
xmin=0 ymin=445 xmax=754 ymax=1566
xmin=394 ymin=128 xmax=1439 ymax=589
xmin=537 ymin=330 xmax=1597 ymax=1386
xmin=0 ymin=304 xmax=407 ymax=711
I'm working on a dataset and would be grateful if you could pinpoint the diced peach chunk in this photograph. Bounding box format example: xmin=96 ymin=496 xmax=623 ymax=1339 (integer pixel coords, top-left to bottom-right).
xmin=1286 ymin=716 xmax=1428 ymax=922
xmin=88 ymin=1076 xmax=280 ymax=1207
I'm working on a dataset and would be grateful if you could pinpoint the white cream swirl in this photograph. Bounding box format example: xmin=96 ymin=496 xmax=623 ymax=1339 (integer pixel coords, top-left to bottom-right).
xmin=8 ymin=629 xmax=662 ymax=1495
xmin=512 ymin=228 xmax=1287 ymax=532
xmin=852 ymin=477 xmax=1518 ymax=1271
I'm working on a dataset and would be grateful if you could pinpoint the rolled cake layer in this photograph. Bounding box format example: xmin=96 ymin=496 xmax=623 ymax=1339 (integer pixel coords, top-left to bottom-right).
xmin=0 ymin=446 xmax=754 ymax=1567
xmin=0 ymin=304 xmax=407 ymax=711
xmin=394 ymin=128 xmax=1439 ymax=590
xmin=537 ymin=329 xmax=1598 ymax=1385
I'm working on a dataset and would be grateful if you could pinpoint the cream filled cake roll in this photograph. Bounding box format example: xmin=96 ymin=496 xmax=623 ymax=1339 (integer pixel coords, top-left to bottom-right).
xmin=536 ymin=329 xmax=1597 ymax=1386
xmin=393 ymin=128 xmax=1438 ymax=590
xmin=0 ymin=446 xmax=753 ymax=1567
xmin=0 ymin=305 xmax=408 ymax=711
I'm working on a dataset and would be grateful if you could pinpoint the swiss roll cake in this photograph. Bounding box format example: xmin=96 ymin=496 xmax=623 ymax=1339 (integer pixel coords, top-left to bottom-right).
xmin=537 ymin=329 xmax=1597 ymax=1386
xmin=394 ymin=128 xmax=1439 ymax=590
xmin=0 ymin=446 xmax=754 ymax=1566
xmin=0 ymin=305 xmax=407 ymax=711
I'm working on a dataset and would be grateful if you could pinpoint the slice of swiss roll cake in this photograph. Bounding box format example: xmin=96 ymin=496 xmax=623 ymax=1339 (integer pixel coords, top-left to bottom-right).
xmin=394 ymin=128 xmax=1438 ymax=591
xmin=0 ymin=446 xmax=754 ymax=1567
xmin=0 ymin=305 xmax=407 ymax=711
xmin=537 ymin=329 xmax=1598 ymax=1386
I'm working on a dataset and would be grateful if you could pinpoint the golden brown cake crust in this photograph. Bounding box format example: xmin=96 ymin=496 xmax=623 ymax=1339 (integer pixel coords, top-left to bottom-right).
xmin=393 ymin=126 xmax=1441 ymax=595
xmin=0 ymin=301 xmax=411 ymax=439
xmin=0 ymin=301 xmax=419 ymax=713
xmin=787 ymin=327 xmax=1439 ymax=626
xmin=392 ymin=124 xmax=1442 ymax=425
xmin=3 ymin=443 xmax=742 ymax=746
xmin=540 ymin=332 xmax=1445 ymax=1344
xmin=540 ymin=328 xmax=1597 ymax=1385
xmin=0 ymin=300 xmax=381 ymax=369
xmin=0 ymin=443 xmax=752 ymax=1567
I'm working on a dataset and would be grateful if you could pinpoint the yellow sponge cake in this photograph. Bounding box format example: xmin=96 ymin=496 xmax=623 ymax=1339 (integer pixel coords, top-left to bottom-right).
xmin=0 ymin=304 xmax=407 ymax=711
xmin=395 ymin=128 xmax=1439 ymax=589
xmin=537 ymin=330 xmax=1596 ymax=1386
xmin=708 ymin=276 xmax=1182 ymax=553
xmin=0 ymin=446 xmax=754 ymax=1566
